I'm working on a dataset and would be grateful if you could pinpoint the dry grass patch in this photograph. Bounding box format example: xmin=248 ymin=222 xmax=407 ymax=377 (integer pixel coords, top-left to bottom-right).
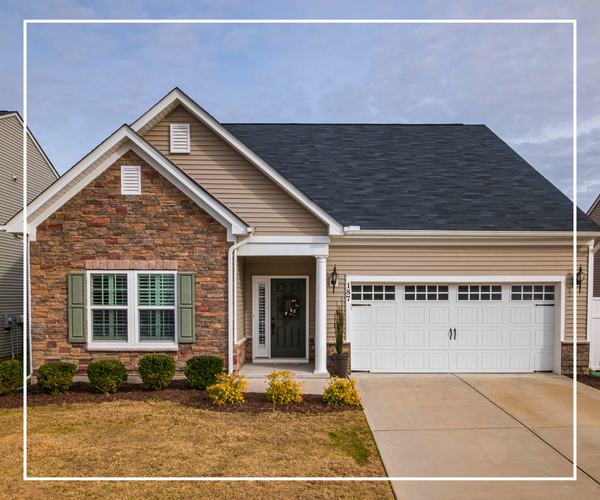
xmin=1 ymin=401 xmax=393 ymax=499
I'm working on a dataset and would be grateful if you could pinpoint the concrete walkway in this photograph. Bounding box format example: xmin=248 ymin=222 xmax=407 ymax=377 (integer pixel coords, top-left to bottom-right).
xmin=355 ymin=373 xmax=600 ymax=500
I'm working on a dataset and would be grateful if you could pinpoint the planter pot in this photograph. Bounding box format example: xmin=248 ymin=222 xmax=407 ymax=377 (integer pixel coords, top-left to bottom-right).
xmin=333 ymin=353 xmax=350 ymax=378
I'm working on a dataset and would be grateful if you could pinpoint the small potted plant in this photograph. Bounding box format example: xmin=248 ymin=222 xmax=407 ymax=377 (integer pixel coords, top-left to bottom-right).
xmin=333 ymin=302 xmax=349 ymax=378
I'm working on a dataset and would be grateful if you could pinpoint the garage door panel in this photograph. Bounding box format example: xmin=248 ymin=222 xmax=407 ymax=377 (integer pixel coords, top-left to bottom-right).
xmin=457 ymin=330 xmax=478 ymax=347
xmin=404 ymin=308 xmax=425 ymax=324
xmin=428 ymin=353 xmax=449 ymax=370
xmin=429 ymin=307 xmax=450 ymax=324
xmin=404 ymin=330 xmax=425 ymax=346
xmin=350 ymin=283 xmax=556 ymax=373
xmin=375 ymin=330 xmax=396 ymax=347
xmin=429 ymin=330 xmax=450 ymax=347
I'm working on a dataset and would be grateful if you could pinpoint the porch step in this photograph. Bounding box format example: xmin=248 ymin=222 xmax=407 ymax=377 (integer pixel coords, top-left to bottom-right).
xmin=239 ymin=363 xmax=330 ymax=379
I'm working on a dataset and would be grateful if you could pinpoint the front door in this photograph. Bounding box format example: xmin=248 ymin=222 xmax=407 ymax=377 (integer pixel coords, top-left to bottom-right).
xmin=270 ymin=279 xmax=307 ymax=358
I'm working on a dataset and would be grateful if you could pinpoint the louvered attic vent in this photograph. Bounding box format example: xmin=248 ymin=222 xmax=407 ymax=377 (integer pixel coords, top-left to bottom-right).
xmin=170 ymin=123 xmax=191 ymax=153
xmin=121 ymin=165 xmax=142 ymax=195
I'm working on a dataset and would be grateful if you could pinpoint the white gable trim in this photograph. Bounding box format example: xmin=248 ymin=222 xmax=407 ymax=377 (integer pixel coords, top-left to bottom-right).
xmin=5 ymin=126 xmax=249 ymax=242
xmin=130 ymin=88 xmax=344 ymax=236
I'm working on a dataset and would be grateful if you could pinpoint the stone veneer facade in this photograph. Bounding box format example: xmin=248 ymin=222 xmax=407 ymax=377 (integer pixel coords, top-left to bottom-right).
xmin=30 ymin=151 xmax=234 ymax=376
xmin=561 ymin=342 xmax=590 ymax=375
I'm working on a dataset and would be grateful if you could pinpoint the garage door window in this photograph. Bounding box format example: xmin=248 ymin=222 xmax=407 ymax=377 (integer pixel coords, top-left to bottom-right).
xmin=351 ymin=285 xmax=395 ymax=301
xmin=511 ymin=285 xmax=554 ymax=301
xmin=404 ymin=285 xmax=449 ymax=301
xmin=458 ymin=285 xmax=502 ymax=301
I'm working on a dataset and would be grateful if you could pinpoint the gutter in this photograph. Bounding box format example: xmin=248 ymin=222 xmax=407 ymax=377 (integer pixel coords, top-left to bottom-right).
xmin=228 ymin=228 xmax=254 ymax=374
xmin=341 ymin=229 xmax=600 ymax=239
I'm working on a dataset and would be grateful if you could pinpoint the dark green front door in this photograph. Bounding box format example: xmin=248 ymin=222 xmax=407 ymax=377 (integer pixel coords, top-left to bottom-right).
xmin=271 ymin=279 xmax=307 ymax=358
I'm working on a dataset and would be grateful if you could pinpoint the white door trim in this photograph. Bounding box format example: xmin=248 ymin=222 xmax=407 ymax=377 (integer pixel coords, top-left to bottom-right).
xmin=346 ymin=275 xmax=566 ymax=374
xmin=252 ymin=275 xmax=310 ymax=362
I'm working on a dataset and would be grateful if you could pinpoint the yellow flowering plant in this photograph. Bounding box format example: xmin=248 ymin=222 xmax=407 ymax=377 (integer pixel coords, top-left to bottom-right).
xmin=207 ymin=373 xmax=247 ymax=405
xmin=265 ymin=370 xmax=304 ymax=404
xmin=322 ymin=376 xmax=361 ymax=406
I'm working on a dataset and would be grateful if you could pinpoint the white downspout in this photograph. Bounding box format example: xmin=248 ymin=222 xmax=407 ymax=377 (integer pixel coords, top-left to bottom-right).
xmin=228 ymin=229 xmax=254 ymax=374
xmin=27 ymin=236 xmax=32 ymax=380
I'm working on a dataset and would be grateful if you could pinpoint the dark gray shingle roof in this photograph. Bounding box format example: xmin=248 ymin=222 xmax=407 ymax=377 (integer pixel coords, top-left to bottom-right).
xmin=223 ymin=123 xmax=599 ymax=232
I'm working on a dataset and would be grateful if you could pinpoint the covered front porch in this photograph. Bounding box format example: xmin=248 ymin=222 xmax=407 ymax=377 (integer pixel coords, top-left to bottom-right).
xmin=229 ymin=236 xmax=331 ymax=376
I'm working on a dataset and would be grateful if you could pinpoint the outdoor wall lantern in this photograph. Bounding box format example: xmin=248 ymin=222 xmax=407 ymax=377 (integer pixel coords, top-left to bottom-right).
xmin=577 ymin=265 xmax=586 ymax=293
xmin=330 ymin=265 xmax=339 ymax=293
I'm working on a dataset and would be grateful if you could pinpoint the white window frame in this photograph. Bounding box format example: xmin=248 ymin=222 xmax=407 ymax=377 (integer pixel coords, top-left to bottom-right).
xmin=403 ymin=284 xmax=449 ymax=302
xmin=350 ymin=284 xmax=396 ymax=302
xmin=170 ymin=123 xmax=191 ymax=154
xmin=457 ymin=284 xmax=503 ymax=301
xmin=509 ymin=283 xmax=556 ymax=303
xmin=87 ymin=270 xmax=178 ymax=351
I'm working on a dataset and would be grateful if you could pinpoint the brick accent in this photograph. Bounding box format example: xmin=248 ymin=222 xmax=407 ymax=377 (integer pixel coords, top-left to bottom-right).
xmin=327 ymin=341 xmax=351 ymax=375
xmin=30 ymin=151 xmax=232 ymax=376
xmin=561 ymin=342 xmax=590 ymax=375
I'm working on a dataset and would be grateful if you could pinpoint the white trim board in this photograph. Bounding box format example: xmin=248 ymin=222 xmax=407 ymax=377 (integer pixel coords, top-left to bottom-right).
xmin=238 ymin=242 xmax=329 ymax=257
xmin=130 ymin=88 xmax=344 ymax=236
xmin=5 ymin=125 xmax=249 ymax=242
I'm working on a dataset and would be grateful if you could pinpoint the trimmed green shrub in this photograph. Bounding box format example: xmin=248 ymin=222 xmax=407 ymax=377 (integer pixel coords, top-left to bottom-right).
xmin=37 ymin=362 xmax=77 ymax=395
xmin=0 ymin=359 xmax=23 ymax=396
xmin=138 ymin=353 xmax=175 ymax=391
xmin=87 ymin=360 xmax=128 ymax=394
xmin=184 ymin=356 xmax=224 ymax=390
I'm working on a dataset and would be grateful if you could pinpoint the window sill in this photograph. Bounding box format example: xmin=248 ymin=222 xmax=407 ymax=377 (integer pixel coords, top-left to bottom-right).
xmin=87 ymin=344 xmax=179 ymax=351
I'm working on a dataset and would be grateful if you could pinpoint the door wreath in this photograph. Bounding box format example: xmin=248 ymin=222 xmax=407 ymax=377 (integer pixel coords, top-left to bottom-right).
xmin=277 ymin=293 xmax=302 ymax=327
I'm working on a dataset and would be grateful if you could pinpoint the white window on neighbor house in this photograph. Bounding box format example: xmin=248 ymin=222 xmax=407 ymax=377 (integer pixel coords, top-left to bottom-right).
xmin=170 ymin=123 xmax=191 ymax=153
xmin=88 ymin=271 xmax=177 ymax=349
xmin=120 ymin=165 xmax=142 ymax=195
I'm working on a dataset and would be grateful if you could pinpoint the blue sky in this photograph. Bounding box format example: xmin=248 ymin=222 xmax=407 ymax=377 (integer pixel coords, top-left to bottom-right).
xmin=1 ymin=0 xmax=599 ymax=211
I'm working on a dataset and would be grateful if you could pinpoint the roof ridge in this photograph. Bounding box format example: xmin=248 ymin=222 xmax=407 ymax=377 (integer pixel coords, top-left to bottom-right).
xmin=223 ymin=122 xmax=472 ymax=126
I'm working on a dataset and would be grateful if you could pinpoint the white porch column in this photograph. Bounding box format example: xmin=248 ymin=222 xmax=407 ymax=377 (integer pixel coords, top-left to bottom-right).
xmin=315 ymin=256 xmax=328 ymax=374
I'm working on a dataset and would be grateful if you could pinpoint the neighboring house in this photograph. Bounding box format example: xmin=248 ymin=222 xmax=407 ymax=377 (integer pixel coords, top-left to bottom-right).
xmin=588 ymin=194 xmax=600 ymax=368
xmin=3 ymin=89 xmax=599 ymax=377
xmin=0 ymin=111 xmax=59 ymax=359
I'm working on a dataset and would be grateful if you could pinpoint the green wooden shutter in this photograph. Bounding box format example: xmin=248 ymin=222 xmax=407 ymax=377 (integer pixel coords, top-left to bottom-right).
xmin=177 ymin=273 xmax=195 ymax=344
xmin=68 ymin=272 xmax=87 ymax=343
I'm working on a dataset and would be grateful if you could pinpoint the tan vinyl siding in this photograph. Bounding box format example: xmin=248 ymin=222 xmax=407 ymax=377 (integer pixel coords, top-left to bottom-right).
xmin=143 ymin=106 xmax=328 ymax=236
xmin=0 ymin=114 xmax=57 ymax=358
xmin=326 ymin=244 xmax=589 ymax=342
xmin=590 ymin=203 xmax=600 ymax=298
xmin=236 ymin=256 xmax=245 ymax=342
xmin=243 ymin=257 xmax=316 ymax=352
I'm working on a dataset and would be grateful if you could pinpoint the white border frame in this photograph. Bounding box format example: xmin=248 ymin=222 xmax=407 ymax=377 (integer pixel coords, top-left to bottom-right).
xmin=21 ymin=18 xmax=580 ymax=483
xmin=251 ymin=275 xmax=310 ymax=363
xmin=86 ymin=270 xmax=178 ymax=351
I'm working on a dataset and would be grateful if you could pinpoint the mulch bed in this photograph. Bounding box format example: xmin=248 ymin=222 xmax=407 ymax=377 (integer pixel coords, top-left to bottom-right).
xmin=565 ymin=374 xmax=600 ymax=391
xmin=0 ymin=379 xmax=360 ymax=414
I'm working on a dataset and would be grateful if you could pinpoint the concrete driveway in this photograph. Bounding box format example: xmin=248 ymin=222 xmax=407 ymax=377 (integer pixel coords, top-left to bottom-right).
xmin=355 ymin=373 xmax=600 ymax=500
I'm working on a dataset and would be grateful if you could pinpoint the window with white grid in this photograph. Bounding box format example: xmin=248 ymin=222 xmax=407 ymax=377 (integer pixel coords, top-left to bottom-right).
xmin=511 ymin=284 xmax=555 ymax=301
xmin=458 ymin=285 xmax=502 ymax=301
xmin=404 ymin=285 xmax=449 ymax=301
xmin=351 ymin=285 xmax=396 ymax=301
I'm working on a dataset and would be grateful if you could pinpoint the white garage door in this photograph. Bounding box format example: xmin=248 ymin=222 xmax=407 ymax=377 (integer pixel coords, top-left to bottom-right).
xmin=349 ymin=283 xmax=556 ymax=373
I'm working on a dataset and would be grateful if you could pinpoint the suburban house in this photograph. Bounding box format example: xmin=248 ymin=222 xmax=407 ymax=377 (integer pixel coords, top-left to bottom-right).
xmin=0 ymin=111 xmax=58 ymax=360
xmin=588 ymin=194 xmax=600 ymax=369
xmin=3 ymin=88 xmax=599 ymax=378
